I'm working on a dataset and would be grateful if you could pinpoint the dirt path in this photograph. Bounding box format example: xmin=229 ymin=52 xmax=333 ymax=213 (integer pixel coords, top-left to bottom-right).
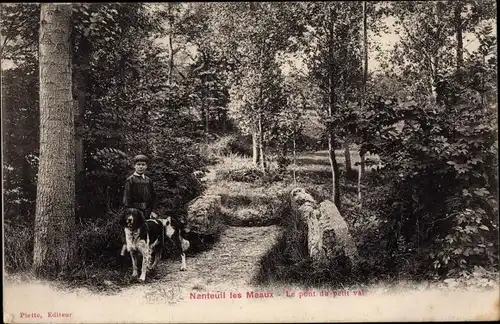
xmin=4 ymin=225 xmax=290 ymax=323
xmin=142 ymin=225 xmax=282 ymax=304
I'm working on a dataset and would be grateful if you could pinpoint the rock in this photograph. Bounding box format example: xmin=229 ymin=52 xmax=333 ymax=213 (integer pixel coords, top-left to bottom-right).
xmin=186 ymin=194 xmax=224 ymax=235
xmin=289 ymin=188 xmax=359 ymax=266
xmin=224 ymin=207 xmax=277 ymax=227
xmin=235 ymin=208 xmax=261 ymax=223
xmin=319 ymin=200 xmax=359 ymax=265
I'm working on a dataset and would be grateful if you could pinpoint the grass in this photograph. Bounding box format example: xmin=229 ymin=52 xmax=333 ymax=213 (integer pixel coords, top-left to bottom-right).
xmin=205 ymin=148 xmax=390 ymax=288
xmin=4 ymin=221 xmax=34 ymax=273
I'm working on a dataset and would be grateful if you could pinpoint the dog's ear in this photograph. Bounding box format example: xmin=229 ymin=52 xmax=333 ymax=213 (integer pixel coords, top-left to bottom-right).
xmin=119 ymin=210 xmax=128 ymax=227
xmin=135 ymin=209 xmax=145 ymax=227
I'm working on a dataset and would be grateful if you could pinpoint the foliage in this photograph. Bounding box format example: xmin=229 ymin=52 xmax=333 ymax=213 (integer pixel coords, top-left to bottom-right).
xmin=349 ymin=70 xmax=498 ymax=277
xmin=204 ymin=135 xmax=253 ymax=163
xmin=2 ymin=61 xmax=39 ymax=220
xmin=343 ymin=0 xmax=498 ymax=278
xmin=0 ymin=3 xmax=39 ymax=64
xmin=387 ymin=0 xmax=496 ymax=102
xmin=211 ymin=2 xmax=305 ymax=169
xmin=2 ymin=3 xmax=210 ymax=223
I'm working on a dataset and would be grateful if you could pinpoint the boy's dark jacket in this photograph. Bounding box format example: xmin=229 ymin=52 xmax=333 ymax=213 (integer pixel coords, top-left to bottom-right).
xmin=123 ymin=173 xmax=157 ymax=211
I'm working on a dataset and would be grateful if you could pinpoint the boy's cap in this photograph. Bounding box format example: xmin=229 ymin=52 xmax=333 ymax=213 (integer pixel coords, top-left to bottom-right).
xmin=132 ymin=154 xmax=149 ymax=163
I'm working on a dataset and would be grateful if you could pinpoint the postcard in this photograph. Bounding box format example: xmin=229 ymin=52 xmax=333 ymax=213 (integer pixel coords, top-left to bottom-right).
xmin=3 ymin=2 xmax=499 ymax=323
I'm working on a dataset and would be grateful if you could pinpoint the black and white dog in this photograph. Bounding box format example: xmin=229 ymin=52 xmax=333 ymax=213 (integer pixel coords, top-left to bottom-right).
xmin=120 ymin=208 xmax=190 ymax=282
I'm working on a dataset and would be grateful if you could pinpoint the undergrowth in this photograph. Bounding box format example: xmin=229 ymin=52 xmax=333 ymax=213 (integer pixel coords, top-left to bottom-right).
xmin=253 ymin=150 xmax=432 ymax=287
xmin=4 ymin=208 xmax=221 ymax=292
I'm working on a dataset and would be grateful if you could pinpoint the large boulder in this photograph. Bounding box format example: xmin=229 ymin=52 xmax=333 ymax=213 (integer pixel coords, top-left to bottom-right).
xmin=186 ymin=194 xmax=224 ymax=235
xmin=289 ymin=188 xmax=359 ymax=266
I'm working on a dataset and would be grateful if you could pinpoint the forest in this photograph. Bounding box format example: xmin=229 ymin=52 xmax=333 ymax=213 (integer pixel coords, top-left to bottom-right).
xmin=2 ymin=2 xmax=498 ymax=289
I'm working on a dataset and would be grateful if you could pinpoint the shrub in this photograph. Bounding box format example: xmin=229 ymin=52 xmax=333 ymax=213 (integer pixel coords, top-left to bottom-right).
xmin=217 ymin=166 xmax=264 ymax=183
xmin=74 ymin=209 xmax=124 ymax=270
xmin=352 ymin=89 xmax=499 ymax=278
xmin=4 ymin=221 xmax=34 ymax=272
xmin=204 ymin=135 xmax=253 ymax=163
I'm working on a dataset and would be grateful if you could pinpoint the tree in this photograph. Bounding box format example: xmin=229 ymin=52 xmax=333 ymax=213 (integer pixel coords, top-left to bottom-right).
xmin=388 ymin=1 xmax=495 ymax=104
xmin=389 ymin=1 xmax=454 ymax=103
xmin=273 ymin=73 xmax=308 ymax=182
xmin=32 ymin=3 xmax=75 ymax=276
xmin=207 ymin=3 xmax=303 ymax=170
xmin=0 ymin=3 xmax=39 ymax=65
xmin=448 ymin=0 xmax=496 ymax=73
xmin=356 ymin=0 xmax=386 ymax=206
xmin=300 ymin=2 xmax=363 ymax=207
xmin=358 ymin=1 xmax=369 ymax=206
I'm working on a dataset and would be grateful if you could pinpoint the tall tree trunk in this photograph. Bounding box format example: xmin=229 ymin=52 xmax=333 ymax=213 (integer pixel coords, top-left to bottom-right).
xmin=293 ymin=135 xmax=297 ymax=185
xmin=257 ymin=46 xmax=266 ymax=173
xmin=454 ymin=1 xmax=464 ymax=72
xmin=167 ymin=4 xmax=174 ymax=85
xmin=358 ymin=149 xmax=366 ymax=207
xmin=431 ymin=55 xmax=439 ymax=103
xmin=205 ymin=101 xmax=210 ymax=139
xmin=206 ymin=72 xmax=211 ymax=138
xmin=168 ymin=34 xmax=174 ymax=85
xmin=33 ymin=3 xmax=75 ymax=276
xmin=344 ymin=142 xmax=351 ymax=172
xmin=252 ymin=132 xmax=259 ymax=165
xmin=359 ymin=1 xmax=368 ymax=206
xmin=221 ymin=108 xmax=228 ymax=133
xmin=430 ymin=1 xmax=441 ymax=103
xmin=258 ymin=112 xmax=266 ymax=173
xmin=481 ymin=54 xmax=486 ymax=106
xmin=327 ymin=6 xmax=340 ymax=208
xmin=328 ymin=134 xmax=341 ymax=208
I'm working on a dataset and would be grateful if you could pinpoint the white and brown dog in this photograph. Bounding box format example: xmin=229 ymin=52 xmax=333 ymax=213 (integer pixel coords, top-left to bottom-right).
xmin=120 ymin=208 xmax=190 ymax=282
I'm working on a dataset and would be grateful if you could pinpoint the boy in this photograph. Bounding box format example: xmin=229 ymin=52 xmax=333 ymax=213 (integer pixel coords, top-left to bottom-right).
xmin=120 ymin=154 xmax=157 ymax=256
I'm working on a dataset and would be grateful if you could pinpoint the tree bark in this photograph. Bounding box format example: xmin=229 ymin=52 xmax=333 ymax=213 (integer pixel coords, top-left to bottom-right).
xmin=167 ymin=4 xmax=174 ymax=85
xmin=252 ymin=132 xmax=259 ymax=165
xmin=344 ymin=142 xmax=352 ymax=172
xmin=328 ymin=134 xmax=341 ymax=208
xmin=33 ymin=3 xmax=75 ymax=276
xmin=221 ymin=108 xmax=228 ymax=133
xmin=431 ymin=55 xmax=439 ymax=103
xmin=358 ymin=149 xmax=366 ymax=207
xmin=430 ymin=1 xmax=441 ymax=103
xmin=258 ymin=112 xmax=266 ymax=173
xmin=327 ymin=6 xmax=340 ymax=208
xmin=293 ymin=135 xmax=297 ymax=185
xmin=73 ymin=34 xmax=90 ymax=217
xmin=359 ymin=1 xmax=368 ymax=206
xmin=454 ymin=1 xmax=464 ymax=72
xmin=257 ymin=46 xmax=266 ymax=173
xmin=205 ymin=96 xmax=210 ymax=139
